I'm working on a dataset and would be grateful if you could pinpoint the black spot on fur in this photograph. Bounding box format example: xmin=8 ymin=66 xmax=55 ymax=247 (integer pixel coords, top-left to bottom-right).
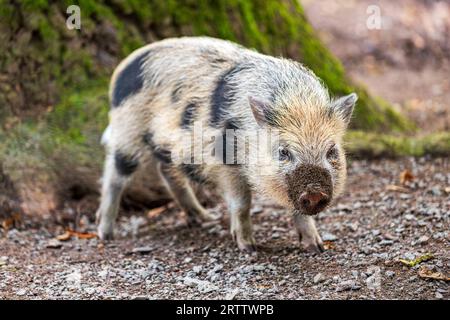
xmin=111 ymin=50 xmax=149 ymax=108
xmin=180 ymin=164 xmax=208 ymax=184
xmin=181 ymin=102 xmax=198 ymax=128
xmin=210 ymin=64 xmax=250 ymax=127
xmin=219 ymin=119 xmax=242 ymax=165
xmin=114 ymin=152 xmax=139 ymax=175
xmin=142 ymin=133 xmax=172 ymax=164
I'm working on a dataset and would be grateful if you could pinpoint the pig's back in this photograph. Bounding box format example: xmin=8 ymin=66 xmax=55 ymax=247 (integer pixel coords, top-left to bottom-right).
xmin=109 ymin=37 xmax=253 ymax=109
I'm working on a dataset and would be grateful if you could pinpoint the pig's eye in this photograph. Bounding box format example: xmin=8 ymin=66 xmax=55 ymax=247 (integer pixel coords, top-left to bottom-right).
xmin=327 ymin=144 xmax=338 ymax=159
xmin=278 ymin=147 xmax=292 ymax=162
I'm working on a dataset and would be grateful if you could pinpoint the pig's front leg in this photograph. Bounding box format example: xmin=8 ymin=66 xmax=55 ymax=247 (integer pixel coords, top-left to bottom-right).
xmin=219 ymin=170 xmax=256 ymax=252
xmin=293 ymin=212 xmax=324 ymax=254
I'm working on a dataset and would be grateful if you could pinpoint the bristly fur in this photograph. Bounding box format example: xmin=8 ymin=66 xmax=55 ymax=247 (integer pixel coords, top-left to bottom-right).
xmin=97 ymin=37 xmax=356 ymax=250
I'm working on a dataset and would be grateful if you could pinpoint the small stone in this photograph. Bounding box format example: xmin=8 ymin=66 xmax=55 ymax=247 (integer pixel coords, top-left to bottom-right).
xmin=385 ymin=271 xmax=395 ymax=278
xmin=313 ymin=273 xmax=325 ymax=284
xmin=251 ymin=206 xmax=264 ymax=215
xmin=253 ymin=264 xmax=265 ymax=271
xmin=16 ymin=289 xmax=27 ymax=296
xmin=211 ymin=264 xmax=223 ymax=273
xmin=0 ymin=256 xmax=7 ymax=266
xmin=379 ymin=240 xmax=394 ymax=246
xmin=404 ymin=252 xmax=416 ymax=260
xmin=430 ymin=187 xmax=442 ymax=196
xmin=183 ymin=277 xmax=218 ymax=293
xmin=192 ymin=266 xmax=202 ymax=274
xmin=417 ymin=236 xmax=429 ymax=244
xmin=435 ymin=292 xmax=443 ymax=299
xmin=225 ymin=288 xmax=239 ymax=300
xmin=322 ymin=232 xmax=338 ymax=241
xmin=46 ymin=239 xmax=62 ymax=249
xmin=183 ymin=257 xmax=192 ymax=263
xmin=131 ymin=246 xmax=154 ymax=254
xmin=336 ymin=280 xmax=359 ymax=292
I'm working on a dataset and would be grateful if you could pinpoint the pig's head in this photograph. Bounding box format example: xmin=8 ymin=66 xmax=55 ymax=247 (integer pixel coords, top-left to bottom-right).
xmin=246 ymin=90 xmax=357 ymax=216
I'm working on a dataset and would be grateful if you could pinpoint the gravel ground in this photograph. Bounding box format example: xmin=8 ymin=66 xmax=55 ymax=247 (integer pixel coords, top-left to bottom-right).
xmin=0 ymin=158 xmax=449 ymax=300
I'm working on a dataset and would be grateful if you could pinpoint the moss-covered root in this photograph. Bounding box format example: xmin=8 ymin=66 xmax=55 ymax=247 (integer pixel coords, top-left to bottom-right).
xmin=345 ymin=131 xmax=450 ymax=158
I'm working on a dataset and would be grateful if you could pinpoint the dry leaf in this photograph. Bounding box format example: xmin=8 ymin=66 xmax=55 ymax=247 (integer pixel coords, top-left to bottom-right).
xmin=1 ymin=218 xmax=14 ymax=230
xmin=399 ymin=169 xmax=415 ymax=185
xmin=147 ymin=206 xmax=166 ymax=219
xmin=418 ymin=266 xmax=450 ymax=281
xmin=1 ymin=213 xmax=21 ymax=230
xmin=55 ymin=229 xmax=97 ymax=241
xmin=386 ymin=185 xmax=410 ymax=193
xmin=69 ymin=230 xmax=97 ymax=239
xmin=323 ymin=241 xmax=335 ymax=250
xmin=56 ymin=231 xmax=72 ymax=241
xmin=399 ymin=253 xmax=433 ymax=267
xmin=256 ymin=284 xmax=271 ymax=289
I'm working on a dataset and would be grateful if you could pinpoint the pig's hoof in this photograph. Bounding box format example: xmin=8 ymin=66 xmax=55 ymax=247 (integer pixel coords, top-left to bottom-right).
xmin=239 ymin=242 xmax=257 ymax=253
xmin=303 ymin=242 xmax=324 ymax=254
xmin=186 ymin=209 xmax=219 ymax=227
xmin=235 ymin=235 xmax=257 ymax=253
xmin=200 ymin=211 xmax=221 ymax=222
xmin=300 ymin=234 xmax=324 ymax=254
xmin=97 ymin=224 xmax=114 ymax=241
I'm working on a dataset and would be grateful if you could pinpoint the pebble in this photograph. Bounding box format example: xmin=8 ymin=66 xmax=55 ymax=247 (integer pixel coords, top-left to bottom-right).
xmin=0 ymin=256 xmax=7 ymax=266
xmin=16 ymin=289 xmax=27 ymax=296
xmin=225 ymin=288 xmax=239 ymax=300
xmin=192 ymin=266 xmax=202 ymax=274
xmin=385 ymin=271 xmax=395 ymax=278
xmin=251 ymin=206 xmax=264 ymax=215
xmin=403 ymin=252 xmax=416 ymax=260
xmin=46 ymin=239 xmax=62 ymax=249
xmin=417 ymin=236 xmax=429 ymax=244
xmin=313 ymin=273 xmax=325 ymax=284
xmin=271 ymin=232 xmax=280 ymax=239
xmin=183 ymin=277 xmax=218 ymax=293
xmin=131 ymin=246 xmax=154 ymax=254
xmin=336 ymin=280 xmax=360 ymax=292
xmin=322 ymin=232 xmax=338 ymax=241
xmin=430 ymin=187 xmax=442 ymax=196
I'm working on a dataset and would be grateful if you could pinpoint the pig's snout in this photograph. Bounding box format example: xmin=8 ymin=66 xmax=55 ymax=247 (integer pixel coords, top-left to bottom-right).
xmin=298 ymin=191 xmax=330 ymax=215
xmin=286 ymin=164 xmax=333 ymax=215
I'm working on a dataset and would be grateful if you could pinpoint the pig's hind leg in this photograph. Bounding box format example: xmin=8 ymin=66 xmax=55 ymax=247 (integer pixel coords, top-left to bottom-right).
xmin=157 ymin=163 xmax=217 ymax=226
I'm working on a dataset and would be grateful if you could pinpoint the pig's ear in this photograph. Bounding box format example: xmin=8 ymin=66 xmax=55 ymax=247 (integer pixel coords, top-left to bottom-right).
xmin=333 ymin=93 xmax=358 ymax=125
xmin=248 ymin=96 xmax=270 ymax=127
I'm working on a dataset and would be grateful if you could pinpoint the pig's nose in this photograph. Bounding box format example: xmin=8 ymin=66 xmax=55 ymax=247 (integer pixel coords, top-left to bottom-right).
xmin=299 ymin=191 xmax=330 ymax=214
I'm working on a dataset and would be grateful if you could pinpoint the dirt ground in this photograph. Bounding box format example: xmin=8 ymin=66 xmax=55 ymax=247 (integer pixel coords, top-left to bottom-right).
xmin=1 ymin=0 xmax=449 ymax=300
xmin=0 ymin=158 xmax=448 ymax=299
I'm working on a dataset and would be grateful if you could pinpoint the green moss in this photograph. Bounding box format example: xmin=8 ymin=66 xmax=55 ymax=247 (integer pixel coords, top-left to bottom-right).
xmin=0 ymin=78 xmax=109 ymax=182
xmin=345 ymin=131 xmax=450 ymax=158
